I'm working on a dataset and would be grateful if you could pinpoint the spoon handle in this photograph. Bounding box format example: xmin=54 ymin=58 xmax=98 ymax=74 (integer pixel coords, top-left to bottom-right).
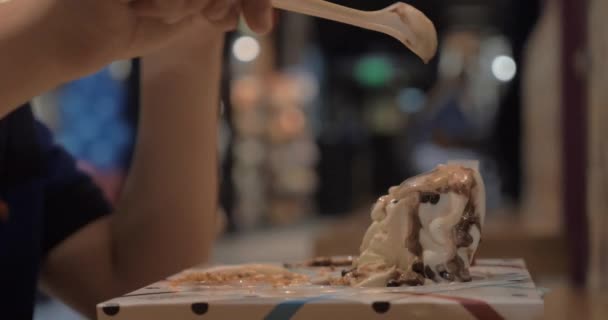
xmin=272 ymin=0 xmax=372 ymax=30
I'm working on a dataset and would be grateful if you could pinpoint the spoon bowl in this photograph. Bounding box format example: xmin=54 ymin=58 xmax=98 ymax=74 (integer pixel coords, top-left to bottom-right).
xmin=272 ymin=0 xmax=438 ymax=63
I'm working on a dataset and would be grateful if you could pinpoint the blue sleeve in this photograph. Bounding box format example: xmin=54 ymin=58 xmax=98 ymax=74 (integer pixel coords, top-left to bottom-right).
xmin=37 ymin=122 xmax=113 ymax=257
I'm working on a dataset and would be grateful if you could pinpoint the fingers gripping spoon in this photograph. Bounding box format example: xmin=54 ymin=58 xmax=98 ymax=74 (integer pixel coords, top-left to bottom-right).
xmin=271 ymin=0 xmax=438 ymax=63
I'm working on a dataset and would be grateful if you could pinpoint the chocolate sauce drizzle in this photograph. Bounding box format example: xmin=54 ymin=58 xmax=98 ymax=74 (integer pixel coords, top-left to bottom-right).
xmin=404 ymin=168 xmax=480 ymax=285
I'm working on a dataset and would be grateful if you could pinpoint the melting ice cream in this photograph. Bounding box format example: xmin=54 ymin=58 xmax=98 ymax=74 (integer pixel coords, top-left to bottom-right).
xmin=344 ymin=162 xmax=486 ymax=287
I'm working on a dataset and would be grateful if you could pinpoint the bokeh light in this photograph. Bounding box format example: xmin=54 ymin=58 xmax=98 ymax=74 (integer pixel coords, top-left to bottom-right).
xmin=232 ymin=36 xmax=261 ymax=63
xmin=491 ymin=55 xmax=517 ymax=82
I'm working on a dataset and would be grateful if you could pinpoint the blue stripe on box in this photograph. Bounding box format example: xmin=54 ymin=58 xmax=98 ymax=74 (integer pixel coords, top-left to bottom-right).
xmin=264 ymin=295 xmax=332 ymax=320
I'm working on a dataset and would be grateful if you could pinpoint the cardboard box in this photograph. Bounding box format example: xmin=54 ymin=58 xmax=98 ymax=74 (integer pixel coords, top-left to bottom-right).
xmin=98 ymin=259 xmax=543 ymax=320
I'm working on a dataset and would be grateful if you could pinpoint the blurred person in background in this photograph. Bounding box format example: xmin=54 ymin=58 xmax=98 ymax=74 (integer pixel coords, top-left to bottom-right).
xmin=0 ymin=0 xmax=272 ymax=318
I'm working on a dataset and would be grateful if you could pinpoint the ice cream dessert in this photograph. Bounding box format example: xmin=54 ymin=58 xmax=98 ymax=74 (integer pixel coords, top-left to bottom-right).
xmin=171 ymin=163 xmax=485 ymax=289
xmin=343 ymin=162 xmax=486 ymax=287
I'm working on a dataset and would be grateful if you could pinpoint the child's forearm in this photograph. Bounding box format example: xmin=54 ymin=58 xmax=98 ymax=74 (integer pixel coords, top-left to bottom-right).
xmin=110 ymin=30 xmax=224 ymax=285
xmin=0 ymin=0 xmax=219 ymax=117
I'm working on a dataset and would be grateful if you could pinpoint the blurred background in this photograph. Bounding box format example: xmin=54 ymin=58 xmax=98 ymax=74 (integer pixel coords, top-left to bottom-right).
xmin=33 ymin=0 xmax=607 ymax=318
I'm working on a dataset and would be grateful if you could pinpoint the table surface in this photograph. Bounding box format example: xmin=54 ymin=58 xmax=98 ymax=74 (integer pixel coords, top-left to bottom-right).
xmin=212 ymin=220 xmax=608 ymax=319
xmin=544 ymin=287 xmax=608 ymax=320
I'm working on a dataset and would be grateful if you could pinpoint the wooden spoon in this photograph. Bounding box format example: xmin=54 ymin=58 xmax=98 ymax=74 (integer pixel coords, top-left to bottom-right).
xmin=272 ymin=0 xmax=438 ymax=63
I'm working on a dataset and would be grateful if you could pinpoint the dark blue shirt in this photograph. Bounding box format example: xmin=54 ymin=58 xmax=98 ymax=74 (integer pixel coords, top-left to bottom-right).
xmin=0 ymin=105 xmax=112 ymax=319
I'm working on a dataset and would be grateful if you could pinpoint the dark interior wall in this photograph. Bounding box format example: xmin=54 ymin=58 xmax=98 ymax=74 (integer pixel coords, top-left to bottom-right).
xmin=311 ymin=0 xmax=541 ymax=206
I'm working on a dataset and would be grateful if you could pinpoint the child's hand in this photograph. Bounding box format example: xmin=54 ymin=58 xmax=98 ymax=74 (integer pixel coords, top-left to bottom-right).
xmin=26 ymin=0 xmax=272 ymax=79
xmin=130 ymin=0 xmax=273 ymax=34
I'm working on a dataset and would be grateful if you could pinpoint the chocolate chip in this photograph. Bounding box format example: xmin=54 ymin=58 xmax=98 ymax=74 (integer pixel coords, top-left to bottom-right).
xmin=372 ymin=301 xmax=391 ymax=314
xmin=420 ymin=192 xmax=440 ymax=205
xmin=419 ymin=193 xmax=430 ymax=203
xmin=191 ymin=302 xmax=209 ymax=315
xmin=102 ymin=304 xmax=120 ymax=316
xmin=341 ymin=268 xmax=355 ymax=277
xmin=403 ymin=277 xmax=423 ymax=286
xmin=412 ymin=261 xmax=424 ymax=274
xmin=407 ymin=214 xmax=423 ymax=257
xmin=402 ymin=271 xmax=425 ymax=286
xmin=446 ymin=259 xmax=459 ymax=274
xmin=459 ymin=268 xmax=472 ymax=282
xmin=455 ymin=230 xmax=473 ymax=247
xmin=429 ymin=194 xmax=440 ymax=204
xmin=310 ymin=257 xmax=332 ymax=267
xmin=440 ymin=271 xmax=455 ymax=281
xmin=447 ymin=256 xmax=472 ymax=282
xmin=424 ymin=266 xmax=436 ymax=280
xmin=386 ymin=279 xmax=401 ymax=287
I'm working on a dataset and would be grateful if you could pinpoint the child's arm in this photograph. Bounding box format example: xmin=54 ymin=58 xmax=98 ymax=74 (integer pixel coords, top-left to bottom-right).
xmin=0 ymin=0 xmax=70 ymax=117
xmin=0 ymin=0 xmax=248 ymax=117
xmin=39 ymin=2 xmax=272 ymax=317
xmin=110 ymin=25 xmax=225 ymax=296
